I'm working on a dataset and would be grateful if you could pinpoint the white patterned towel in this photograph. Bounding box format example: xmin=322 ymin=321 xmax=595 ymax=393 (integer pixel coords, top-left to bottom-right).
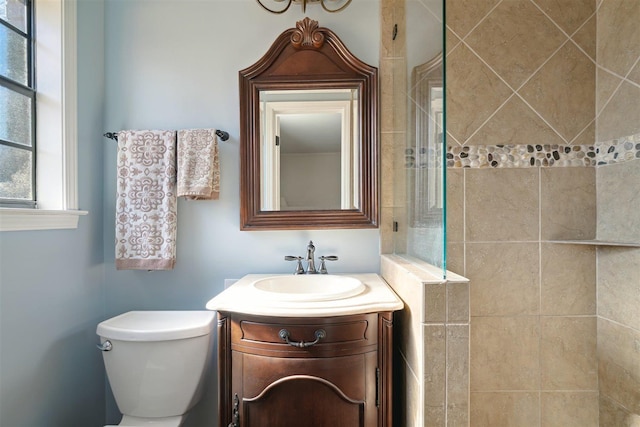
xmin=177 ymin=128 xmax=220 ymax=200
xmin=115 ymin=130 xmax=177 ymax=270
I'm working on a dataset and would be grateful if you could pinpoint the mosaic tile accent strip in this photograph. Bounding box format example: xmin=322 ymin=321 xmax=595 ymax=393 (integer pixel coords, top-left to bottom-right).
xmin=595 ymin=134 xmax=640 ymax=165
xmin=438 ymin=134 xmax=640 ymax=169
xmin=446 ymin=144 xmax=597 ymax=168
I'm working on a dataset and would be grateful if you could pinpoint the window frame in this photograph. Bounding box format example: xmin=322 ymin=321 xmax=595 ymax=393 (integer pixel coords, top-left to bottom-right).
xmin=0 ymin=0 xmax=87 ymax=232
xmin=0 ymin=0 xmax=37 ymax=208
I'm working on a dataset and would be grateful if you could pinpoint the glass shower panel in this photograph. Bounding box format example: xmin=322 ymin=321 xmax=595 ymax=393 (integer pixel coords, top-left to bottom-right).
xmin=393 ymin=0 xmax=446 ymax=276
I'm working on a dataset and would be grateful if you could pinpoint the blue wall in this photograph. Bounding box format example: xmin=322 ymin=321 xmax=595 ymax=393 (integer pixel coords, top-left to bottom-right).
xmin=102 ymin=2 xmax=380 ymax=424
xmin=0 ymin=1 xmax=106 ymax=425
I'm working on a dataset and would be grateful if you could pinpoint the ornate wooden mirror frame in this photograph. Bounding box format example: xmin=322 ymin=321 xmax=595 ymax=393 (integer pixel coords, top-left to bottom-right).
xmin=239 ymin=18 xmax=378 ymax=230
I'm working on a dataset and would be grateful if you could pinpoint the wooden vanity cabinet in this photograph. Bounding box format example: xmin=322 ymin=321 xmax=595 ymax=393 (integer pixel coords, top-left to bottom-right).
xmin=217 ymin=311 xmax=394 ymax=427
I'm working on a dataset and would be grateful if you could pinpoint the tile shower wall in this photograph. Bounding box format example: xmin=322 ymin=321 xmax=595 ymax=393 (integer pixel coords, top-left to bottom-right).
xmin=595 ymin=0 xmax=640 ymax=425
xmin=446 ymin=0 xmax=600 ymax=425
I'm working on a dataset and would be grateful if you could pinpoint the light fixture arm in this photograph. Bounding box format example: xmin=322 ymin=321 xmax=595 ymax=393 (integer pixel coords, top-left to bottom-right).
xmin=255 ymin=0 xmax=293 ymax=14
xmin=321 ymin=0 xmax=352 ymax=13
xmin=256 ymin=0 xmax=352 ymax=14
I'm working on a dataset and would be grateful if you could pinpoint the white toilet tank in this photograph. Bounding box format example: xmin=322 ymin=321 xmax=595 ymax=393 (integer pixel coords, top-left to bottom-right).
xmin=97 ymin=311 xmax=215 ymax=420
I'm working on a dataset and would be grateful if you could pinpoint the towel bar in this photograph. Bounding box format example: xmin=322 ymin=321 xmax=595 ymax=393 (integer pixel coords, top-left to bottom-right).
xmin=104 ymin=129 xmax=230 ymax=142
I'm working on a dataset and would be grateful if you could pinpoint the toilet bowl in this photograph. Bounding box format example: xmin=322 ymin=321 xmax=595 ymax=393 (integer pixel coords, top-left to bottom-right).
xmin=97 ymin=311 xmax=215 ymax=427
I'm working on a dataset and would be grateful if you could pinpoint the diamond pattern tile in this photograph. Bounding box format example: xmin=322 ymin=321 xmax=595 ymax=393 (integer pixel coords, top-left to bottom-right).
xmin=571 ymin=14 xmax=597 ymax=61
xmin=467 ymin=96 xmax=564 ymax=146
xmin=597 ymin=0 xmax=640 ymax=77
xmin=445 ymin=43 xmax=512 ymax=144
xmin=520 ymin=42 xmax=595 ymax=143
xmin=446 ymin=0 xmax=500 ymax=40
xmin=532 ymin=0 xmax=596 ymax=36
xmin=464 ymin=0 xmax=566 ymax=89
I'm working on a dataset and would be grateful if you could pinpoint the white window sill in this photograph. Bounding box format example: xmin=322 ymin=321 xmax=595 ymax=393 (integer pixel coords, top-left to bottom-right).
xmin=0 ymin=208 xmax=88 ymax=232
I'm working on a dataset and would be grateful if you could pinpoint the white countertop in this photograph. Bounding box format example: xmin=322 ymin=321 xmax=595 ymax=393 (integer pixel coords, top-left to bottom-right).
xmin=206 ymin=273 xmax=404 ymax=317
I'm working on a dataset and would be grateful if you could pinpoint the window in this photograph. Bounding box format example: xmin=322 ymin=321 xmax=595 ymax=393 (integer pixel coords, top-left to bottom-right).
xmin=0 ymin=0 xmax=86 ymax=231
xmin=0 ymin=0 xmax=35 ymax=208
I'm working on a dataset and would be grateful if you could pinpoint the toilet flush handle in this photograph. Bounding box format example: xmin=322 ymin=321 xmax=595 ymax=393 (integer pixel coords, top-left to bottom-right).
xmin=96 ymin=340 xmax=112 ymax=351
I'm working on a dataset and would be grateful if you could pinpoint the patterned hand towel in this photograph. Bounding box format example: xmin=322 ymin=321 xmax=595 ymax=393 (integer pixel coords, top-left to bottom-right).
xmin=115 ymin=130 xmax=177 ymax=270
xmin=177 ymin=128 xmax=220 ymax=200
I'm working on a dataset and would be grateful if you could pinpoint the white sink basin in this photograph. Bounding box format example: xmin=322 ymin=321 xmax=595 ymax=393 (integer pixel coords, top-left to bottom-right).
xmin=251 ymin=275 xmax=366 ymax=302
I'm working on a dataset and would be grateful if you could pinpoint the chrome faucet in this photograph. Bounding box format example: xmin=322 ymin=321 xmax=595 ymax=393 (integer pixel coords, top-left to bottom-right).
xmin=305 ymin=241 xmax=317 ymax=274
xmin=284 ymin=240 xmax=338 ymax=274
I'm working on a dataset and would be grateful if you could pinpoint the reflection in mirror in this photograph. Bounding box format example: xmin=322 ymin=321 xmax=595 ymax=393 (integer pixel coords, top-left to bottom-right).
xmin=259 ymin=89 xmax=359 ymax=211
xmin=409 ymin=53 xmax=443 ymax=226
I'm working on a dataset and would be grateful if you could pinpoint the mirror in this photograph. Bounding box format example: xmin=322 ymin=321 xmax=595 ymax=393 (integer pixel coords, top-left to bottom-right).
xmin=239 ymin=18 xmax=378 ymax=230
xmin=259 ymin=89 xmax=359 ymax=211
xmin=409 ymin=53 xmax=443 ymax=226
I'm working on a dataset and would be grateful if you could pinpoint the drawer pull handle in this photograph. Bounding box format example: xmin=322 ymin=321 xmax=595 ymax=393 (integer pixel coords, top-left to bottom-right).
xmin=279 ymin=328 xmax=326 ymax=348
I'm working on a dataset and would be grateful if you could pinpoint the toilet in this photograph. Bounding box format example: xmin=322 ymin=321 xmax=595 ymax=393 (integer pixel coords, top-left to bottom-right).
xmin=96 ymin=311 xmax=215 ymax=426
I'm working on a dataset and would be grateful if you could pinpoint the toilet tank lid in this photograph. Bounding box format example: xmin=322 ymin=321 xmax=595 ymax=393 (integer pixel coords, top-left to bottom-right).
xmin=96 ymin=311 xmax=215 ymax=341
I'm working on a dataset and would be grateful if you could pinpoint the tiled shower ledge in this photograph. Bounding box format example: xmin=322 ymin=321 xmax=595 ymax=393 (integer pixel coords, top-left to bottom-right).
xmin=549 ymin=239 xmax=640 ymax=247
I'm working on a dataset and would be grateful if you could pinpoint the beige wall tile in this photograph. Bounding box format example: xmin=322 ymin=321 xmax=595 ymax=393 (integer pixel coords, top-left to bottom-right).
xmin=445 ymin=44 xmax=511 ymax=144
xmin=533 ymin=0 xmax=596 ymax=35
xmin=394 ymin=206 xmax=408 ymax=254
xmin=540 ymin=316 xmax=598 ymax=390
xmin=465 ymin=168 xmax=539 ymax=242
xmin=424 ymin=284 xmax=446 ymax=323
xmin=541 ymin=243 xmax=596 ymax=315
xmin=392 ymin=59 xmax=408 ymax=132
xmin=541 ymin=166 xmax=596 ymax=240
xmin=520 ymin=43 xmax=595 ymax=143
xmin=396 ymin=358 xmax=422 ymax=427
xmin=447 ymin=282 xmax=469 ymax=322
xmin=466 ymin=96 xmax=564 ymax=146
xmin=391 ymin=0 xmax=406 ymax=58
xmin=447 ymin=404 xmax=469 ymax=427
xmin=380 ymin=0 xmax=396 ymax=59
xmin=599 ymin=357 xmax=640 ymax=416
xmin=471 ymin=316 xmax=540 ymax=391
xmin=597 ymin=162 xmax=640 ymax=243
xmin=596 ymin=67 xmax=623 ymax=116
xmin=446 ymin=168 xmax=463 ymax=242
xmin=445 ymin=0 xmax=500 ymax=40
xmin=381 ymin=132 xmax=395 ymax=208
xmin=571 ymin=13 xmax=597 ymax=61
xmin=446 ymin=242 xmax=464 ymax=277
xmin=425 ymin=405 xmax=446 ymax=427
xmin=598 ymin=247 xmax=640 ymax=330
xmin=445 ymin=27 xmax=461 ymax=55
xmin=393 ymin=132 xmax=407 ymax=207
xmin=598 ymin=318 xmax=640 ymax=391
xmin=628 ymin=60 xmax=640 ymax=86
xmin=597 ymin=0 xmax=640 ymax=77
xmin=380 ymin=206 xmax=394 ymax=254
xmin=570 ymin=120 xmax=595 ymax=146
xmin=597 ymin=81 xmax=640 ymax=142
xmin=540 ymin=392 xmax=599 ymax=427
xmin=464 ymin=0 xmax=565 ymax=89
xmin=467 ymin=242 xmax=539 ymax=316
xmin=447 ymin=325 xmax=469 ymax=414
xmin=393 ymin=298 xmax=422 ymax=376
xmin=424 ymin=325 xmax=446 ymax=406
xmin=471 ymin=392 xmax=539 ymax=427
xmin=599 ymin=395 xmax=640 ymax=427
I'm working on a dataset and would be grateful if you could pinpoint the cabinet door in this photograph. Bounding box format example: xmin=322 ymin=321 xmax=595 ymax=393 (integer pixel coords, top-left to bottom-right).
xmin=236 ymin=352 xmax=378 ymax=427
xmin=243 ymin=375 xmax=364 ymax=427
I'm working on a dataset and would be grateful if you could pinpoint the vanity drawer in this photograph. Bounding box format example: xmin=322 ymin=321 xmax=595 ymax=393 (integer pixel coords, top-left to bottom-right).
xmin=229 ymin=313 xmax=379 ymax=357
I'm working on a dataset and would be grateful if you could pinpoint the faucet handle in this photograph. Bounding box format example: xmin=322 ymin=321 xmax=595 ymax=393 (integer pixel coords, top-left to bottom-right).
xmin=285 ymin=256 xmax=305 ymax=275
xmin=318 ymin=255 xmax=338 ymax=274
